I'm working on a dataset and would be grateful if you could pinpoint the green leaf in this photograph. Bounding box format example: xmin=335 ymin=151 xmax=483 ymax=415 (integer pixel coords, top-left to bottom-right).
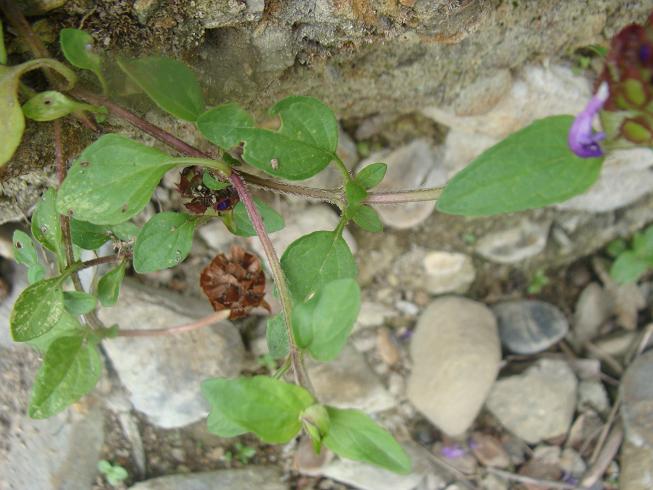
xmin=26 ymin=311 xmax=84 ymax=353
xmin=632 ymin=225 xmax=653 ymax=260
xmin=206 ymin=405 xmax=248 ymax=438
xmin=345 ymin=181 xmax=367 ymax=210
xmin=610 ymin=251 xmax=649 ymax=284
xmin=110 ymin=222 xmax=140 ymax=242
xmin=355 ymin=163 xmax=387 ymax=189
xmin=70 ymin=219 xmax=111 ymax=250
xmin=133 ymin=212 xmax=197 ymax=273
xmin=29 ymin=335 xmax=102 ymax=419
xmin=0 ymin=21 xmax=6 ymax=65
xmin=266 ymin=314 xmax=289 ymax=359
xmin=22 ymin=91 xmax=104 ymax=122
xmin=10 ymin=277 xmax=65 ymax=342
xmin=351 ymin=205 xmax=383 ymax=232
xmin=59 ymin=28 xmax=106 ymax=90
xmin=606 ymin=238 xmax=628 ymax=258
xmin=229 ymin=199 xmax=285 ymax=237
xmin=197 ymin=96 xmax=338 ymax=180
xmin=201 ymin=375 xmax=314 ymax=443
xmin=31 ymin=188 xmax=66 ymax=266
xmin=56 ymin=134 xmax=175 ymax=225
xmin=436 ymin=116 xmax=604 ymax=216
xmin=324 ymin=407 xmax=411 ymax=474
xmin=118 ymin=56 xmax=205 ymax=121
xmin=63 ymin=291 xmax=97 ymax=315
xmin=203 ymin=170 xmax=230 ymax=191
xmin=281 ymin=231 xmax=357 ymax=302
xmin=97 ymin=262 xmax=126 ymax=307
xmin=293 ymin=279 xmax=360 ymax=361
xmin=12 ymin=230 xmax=46 ymax=284
xmin=0 ymin=59 xmax=76 ymax=167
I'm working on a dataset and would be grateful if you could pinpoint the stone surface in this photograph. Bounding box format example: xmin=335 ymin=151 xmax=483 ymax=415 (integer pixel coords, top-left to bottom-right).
xmin=0 ymin=262 xmax=26 ymax=349
xmin=357 ymin=140 xmax=447 ymax=229
xmin=249 ymin=204 xmax=357 ymax=263
xmin=572 ymin=282 xmax=612 ymax=345
xmin=487 ymin=359 xmax=578 ymax=444
xmin=493 ymin=300 xmax=569 ymax=355
xmin=621 ymin=350 xmax=653 ymax=447
xmin=355 ymin=301 xmax=397 ymax=331
xmin=392 ymin=248 xmax=476 ymax=297
xmin=128 ymin=467 xmax=287 ymax=490
xmin=620 ymin=441 xmax=653 ymax=490
xmin=475 ymin=219 xmax=551 ymax=264
xmin=469 ymin=433 xmax=510 ymax=469
xmin=578 ymin=380 xmax=609 ymax=415
xmin=321 ymin=443 xmax=443 ymax=490
xmin=1 ymin=406 xmax=104 ymax=490
xmin=99 ymin=279 xmax=245 ymax=428
xmin=407 ymin=297 xmax=501 ymax=436
xmin=308 ymin=345 xmax=396 ymax=413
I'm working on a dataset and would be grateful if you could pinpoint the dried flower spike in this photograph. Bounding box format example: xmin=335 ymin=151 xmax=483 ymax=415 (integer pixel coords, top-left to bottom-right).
xmin=200 ymin=245 xmax=270 ymax=320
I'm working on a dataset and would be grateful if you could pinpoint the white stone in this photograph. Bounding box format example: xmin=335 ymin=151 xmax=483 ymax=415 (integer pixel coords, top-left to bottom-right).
xmin=355 ymin=301 xmax=397 ymax=331
xmin=487 ymin=359 xmax=578 ymax=444
xmin=308 ymin=345 xmax=396 ymax=413
xmin=100 ymin=279 xmax=245 ymax=428
xmin=407 ymin=297 xmax=501 ymax=435
xmin=128 ymin=467 xmax=287 ymax=490
xmin=357 ymin=140 xmax=447 ymax=229
xmin=475 ymin=219 xmax=550 ymax=264
xmin=422 ymin=251 xmax=476 ymax=295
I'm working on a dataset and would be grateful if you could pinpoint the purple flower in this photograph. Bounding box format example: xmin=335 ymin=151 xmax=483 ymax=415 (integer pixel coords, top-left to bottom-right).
xmin=440 ymin=444 xmax=465 ymax=459
xmin=568 ymin=82 xmax=609 ymax=158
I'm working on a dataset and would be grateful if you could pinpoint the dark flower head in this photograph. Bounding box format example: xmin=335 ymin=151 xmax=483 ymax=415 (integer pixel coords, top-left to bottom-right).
xmin=568 ymin=82 xmax=608 ymax=158
xmin=177 ymin=167 xmax=238 ymax=214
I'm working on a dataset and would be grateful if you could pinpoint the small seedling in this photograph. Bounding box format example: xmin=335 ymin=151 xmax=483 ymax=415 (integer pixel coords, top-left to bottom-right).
xmin=97 ymin=460 xmax=128 ymax=487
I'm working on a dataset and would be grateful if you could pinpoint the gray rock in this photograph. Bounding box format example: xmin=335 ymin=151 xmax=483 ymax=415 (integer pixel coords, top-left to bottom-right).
xmin=407 ymin=297 xmax=501 ymax=435
xmin=249 ymin=204 xmax=357 ymax=264
xmin=321 ymin=443 xmax=443 ymax=490
xmin=355 ymin=301 xmax=397 ymax=331
xmin=493 ymin=300 xmax=569 ymax=355
xmin=578 ymin=380 xmax=609 ymax=415
xmin=394 ymin=248 xmax=475 ymax=296
xmin=475 ymin=219 xmax=550 ymax=264
xmin=557 ymin=149 xmax=653 ymax=213
xmin=620 ymin=441 xmax=653 ymax=490
xmin=195 ymin=0 xmax=265 ymax=29
xmin=621 ymin=350 xmax=653 ymax=447
xmin=487 ymin=359 xmax=577 ymax=444
xmin=128 ymin=467 xmax=287 ymax=490
xmin=572 ymin=282 xmax=612 ymax=345
xmin=308 ymin=345 xmax=396 ymax=413
xmin=560 ymin=448 xmax=586 ymax=479
xmin=100 ymin=279 xmax=245 ymax=428
xmin=2 ymin=406 xmax=104 ymax=490
xmin=0 ymin=262 xmax=26 ymax=349
xmin=357 ymin=140 xmax=447 ymax=230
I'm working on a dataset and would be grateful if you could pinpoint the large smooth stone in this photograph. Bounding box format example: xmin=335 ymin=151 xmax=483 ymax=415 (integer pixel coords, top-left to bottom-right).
xmin=407 ymin=296 xmax=501 ymax=435
xmin=621 ymin=349 xmax=653 ymax=447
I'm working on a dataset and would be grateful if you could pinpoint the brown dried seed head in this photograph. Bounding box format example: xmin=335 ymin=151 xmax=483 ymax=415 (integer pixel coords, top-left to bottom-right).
xmin=200 ymin=245 xmax=270 ymax=320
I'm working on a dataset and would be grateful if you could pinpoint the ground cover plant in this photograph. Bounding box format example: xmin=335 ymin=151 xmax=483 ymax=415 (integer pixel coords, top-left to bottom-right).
xmin=2 ymin=2 xmax=652 ymax=475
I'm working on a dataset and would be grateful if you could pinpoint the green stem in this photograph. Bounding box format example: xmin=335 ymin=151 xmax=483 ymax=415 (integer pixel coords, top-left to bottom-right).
xmin=0 ymin=20 xmax=6 ymax=65
xmin=334 ymin=213 xmax=347 ymax=238
xmin=15 ymin=58 xmax=77 ymax=90
xmin=273 ymin=356 xmax=292 ymax=379
xmin=333 ymin=156 xmax=352 ymax=182
xmin=166 ymin=157 xmax=231 ymax=176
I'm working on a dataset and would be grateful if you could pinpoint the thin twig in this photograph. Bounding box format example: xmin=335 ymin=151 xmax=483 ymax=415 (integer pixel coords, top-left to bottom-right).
xmin=485 ymin=468 xmax=578 ymax=490
xmin=581 ymin=423 xmax=623 ymax=489
xmin=117 ymin=310 xmax=230 ymax=337
xmin=68 ymin=254 xmax=124 ymax=273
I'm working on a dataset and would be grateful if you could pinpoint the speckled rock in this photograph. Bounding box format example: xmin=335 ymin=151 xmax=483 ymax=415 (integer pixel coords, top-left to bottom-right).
xmin=407 ymin=297 xmax=501 ymax=436
xmin=487 ymin=359 xmax=577 ymax=444
xmin=475 ymin=219 xmax=551 ymax=264
xmin=1 ymin=406 xmax=104 ymax=490
xmin=493 ymin=300 xmax=569 ymax=355
xmin=128 ymin=467 xmax=287 ymax=490
xmin=621 ymin=350 xmax=653 ymax=447
xmin=308 ymin=345 xmax=396 ymax=413
xmin=100 ymin=279 xmax=245 ymax=428
xmin=620 ymin=441 xmax=653 ymax=490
